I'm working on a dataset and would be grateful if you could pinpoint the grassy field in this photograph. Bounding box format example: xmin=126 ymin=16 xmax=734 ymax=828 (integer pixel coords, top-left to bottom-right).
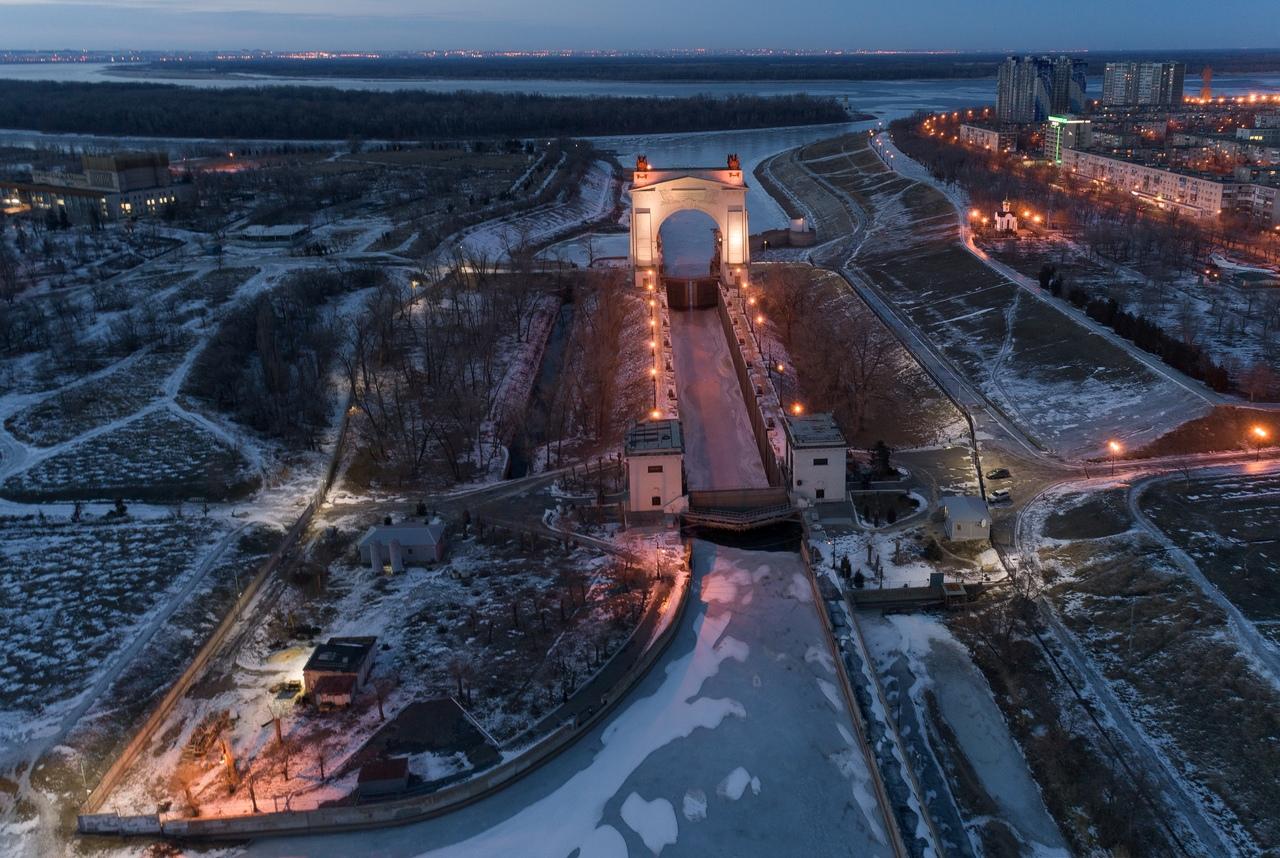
xmin=4 ymin=349 xmax=189 ymax=447
xmin=1036 ymin=511 xmax=1280 ymax=852
xmin=788 ymin=133 xmax=1210 ymax=458
xmin=1141 ymin=472 xmax=1280 ymax=644
xmin=0 ymin=516 xmax=227 ymax=722
xmin=1 ymin=409 xmax=256 ymax=502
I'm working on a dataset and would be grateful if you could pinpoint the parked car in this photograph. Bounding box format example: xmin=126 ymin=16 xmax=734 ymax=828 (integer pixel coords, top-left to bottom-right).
xmin=988 ymin=488 xmax=1011 ymax=503
xmin=986 ymin=467 xmax=1011 ymax=479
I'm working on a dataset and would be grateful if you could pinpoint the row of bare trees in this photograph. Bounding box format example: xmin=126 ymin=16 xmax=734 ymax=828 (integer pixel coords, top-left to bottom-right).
xmin=342 ymin=253 xmax=555 ymax=485
xmin=760 ymin=266 xmax=897 ymax=441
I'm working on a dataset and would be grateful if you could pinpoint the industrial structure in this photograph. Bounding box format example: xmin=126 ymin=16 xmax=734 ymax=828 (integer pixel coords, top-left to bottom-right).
xmin=1 ymin=151 xmax=195 ymax=225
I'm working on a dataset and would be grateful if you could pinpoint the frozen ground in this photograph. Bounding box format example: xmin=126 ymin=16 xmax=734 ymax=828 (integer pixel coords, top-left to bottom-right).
xmin=241 ymin=542 xmax=893 ymax=858
xmin=457 ymin=161 xmax=617 ymax=261
xmin=861 ymin=614 xmax=1067 ymax=857
xmin=668 ymin=310 xmax=768 ymax=491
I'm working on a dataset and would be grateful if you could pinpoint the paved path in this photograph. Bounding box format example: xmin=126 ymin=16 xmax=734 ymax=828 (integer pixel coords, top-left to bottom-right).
xmin=869 ymin=131 xmax=1280 ymax=414
xmin=668 ymin=309 xmax=768 ymax=491
xmin=1012 ymin=470 xmax=1252 ymax=858
xmin=1127 ymin=468 xmax=1280 ymax=690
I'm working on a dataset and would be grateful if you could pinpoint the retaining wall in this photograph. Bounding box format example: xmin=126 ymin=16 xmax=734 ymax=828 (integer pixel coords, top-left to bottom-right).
xmin=714 ymin=289 xmax=785 ymax=487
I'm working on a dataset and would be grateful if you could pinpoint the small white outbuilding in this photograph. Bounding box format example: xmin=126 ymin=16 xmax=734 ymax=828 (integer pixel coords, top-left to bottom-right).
xmin=941 ymin=495 xmax=991 ymax=542
xmin=358 ymin=521 xmax=447 ymax=573
xmin=624 ymin=418 xmax=685 ymax=513
xmin=784 ymin=413 xmax=847 ymax=503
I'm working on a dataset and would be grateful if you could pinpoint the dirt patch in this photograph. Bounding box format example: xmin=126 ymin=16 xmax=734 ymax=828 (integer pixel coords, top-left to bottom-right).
xmin=1043 ymin=490 xmax=1131 ymax=540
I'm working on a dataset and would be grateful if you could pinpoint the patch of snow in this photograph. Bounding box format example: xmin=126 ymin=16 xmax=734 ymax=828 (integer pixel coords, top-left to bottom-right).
xmin=681 ymin=788 xmax=708 ymax=822
xmin=619 ymin=792 xmax=678 ymax=855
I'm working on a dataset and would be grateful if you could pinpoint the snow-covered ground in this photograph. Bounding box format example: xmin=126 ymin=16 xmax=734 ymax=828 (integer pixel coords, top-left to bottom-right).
xmin=458 ymin=161 xmax=617 ymax=261
xmin=861 ymin=614 xmax=1067 ymax=856
xmin=241 ymin=542 xmax=894 ymax=858
xmin=537 ymin=232 xmax=631 ymax=268
xmin=668 ymin=309 xmax=769 ymax=491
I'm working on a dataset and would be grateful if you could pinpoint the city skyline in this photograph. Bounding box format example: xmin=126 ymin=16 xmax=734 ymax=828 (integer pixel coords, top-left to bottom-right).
xmin=1 ymin=0 xmax=1278 ymax=52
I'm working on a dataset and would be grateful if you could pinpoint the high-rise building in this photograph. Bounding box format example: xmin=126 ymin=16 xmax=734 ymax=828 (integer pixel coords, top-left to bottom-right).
xmin=1046 ymin=56 xmax=1089 ymax=115
xmin=997 ymin=56 xmax=1087 ymax=123
xmin=1101 ymin=62 xmax=1186 ymax=106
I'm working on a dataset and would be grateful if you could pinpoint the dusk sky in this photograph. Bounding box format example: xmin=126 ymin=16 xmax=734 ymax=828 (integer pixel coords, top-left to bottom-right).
xmin=2 ymin=0 xmax=1277 ymax=52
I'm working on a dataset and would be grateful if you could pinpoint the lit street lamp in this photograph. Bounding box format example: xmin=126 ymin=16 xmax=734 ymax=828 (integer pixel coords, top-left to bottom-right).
xmin=1250 ymin=425 xmax=1270 ymax=460
xmin=1107 ymin=440 xmax=1122 ymax=475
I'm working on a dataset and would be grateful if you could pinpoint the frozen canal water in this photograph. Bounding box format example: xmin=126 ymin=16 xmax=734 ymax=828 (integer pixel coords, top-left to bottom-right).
xmin=668 ymin=309 xmax=769 ymax=491
xmin=242 ymin=542 xmax=893 ymax=857
xmin=860 ymin=614 xmax=1067 ymax=856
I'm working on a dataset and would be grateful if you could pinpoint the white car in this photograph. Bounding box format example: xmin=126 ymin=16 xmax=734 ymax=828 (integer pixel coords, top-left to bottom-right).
xmin=988 ymin=488 xmax=1011 ymax=503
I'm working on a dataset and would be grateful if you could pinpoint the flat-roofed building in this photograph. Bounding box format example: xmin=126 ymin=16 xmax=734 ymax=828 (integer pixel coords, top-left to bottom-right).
xmin=1044 ymin=115 xmax=1092 ymax=164
xmin=1101 ymin=62 xmax=1185 ymax=106
xmin=1061 ymin=148 xmax=1226 ymax=219
xmin=784 ymin=413 xmax=847 ymax=503
xmin=624 ymin=419 xmax=684 ymax=513
xmin=959 ymin=123 xmax=1017 ymax=153
xmin=10 ymin=150 xmax=194 ymax=224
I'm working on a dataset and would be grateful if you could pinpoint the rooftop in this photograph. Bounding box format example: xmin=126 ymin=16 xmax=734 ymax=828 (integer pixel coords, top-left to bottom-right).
xmin=785 ymin=413 xmax=846 ymax=449
xmin=303 ymin=636 xmax=376 ymax=674
xmin=941 ymin=495 xmax=990 ymax=523
xmin=358 ymin=521 xmax=445 ymax=547
xmin=625 ymin=419 xmax=683 ymax=455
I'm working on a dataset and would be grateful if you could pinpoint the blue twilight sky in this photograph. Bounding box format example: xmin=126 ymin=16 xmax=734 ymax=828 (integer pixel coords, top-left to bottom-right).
xmin=1 ymin=0 xmax=1277 ymax=51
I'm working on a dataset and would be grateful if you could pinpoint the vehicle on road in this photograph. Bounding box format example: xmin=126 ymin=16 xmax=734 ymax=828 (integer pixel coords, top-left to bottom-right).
xmin=988 ymin=488 xmax=1011 ymax=503
xmin=986 ymin=467 xmax=1012 ymax=479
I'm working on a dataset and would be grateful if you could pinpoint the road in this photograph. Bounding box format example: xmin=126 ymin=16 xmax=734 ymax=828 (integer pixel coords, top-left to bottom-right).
xmin=868 ymin=131 xmax=1280 ymax=415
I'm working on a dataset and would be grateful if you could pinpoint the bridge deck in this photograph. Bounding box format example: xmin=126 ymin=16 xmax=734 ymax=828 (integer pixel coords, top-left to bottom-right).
xmin=668 ymin=307 xmax=769 ymax=491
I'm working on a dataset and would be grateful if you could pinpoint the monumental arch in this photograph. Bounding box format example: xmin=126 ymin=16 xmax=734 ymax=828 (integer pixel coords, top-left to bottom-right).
xmin=630 ymin=154 xmax=750 ymax=291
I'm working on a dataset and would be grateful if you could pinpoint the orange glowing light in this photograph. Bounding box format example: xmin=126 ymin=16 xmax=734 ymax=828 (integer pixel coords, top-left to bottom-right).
xmin=791 ymin=403 xmax=804 ymax=416
xmin=1253 ymin=425 xmax=1270 ymax=441
xmin=1108 ymin=440 xmax=1122 ymax=454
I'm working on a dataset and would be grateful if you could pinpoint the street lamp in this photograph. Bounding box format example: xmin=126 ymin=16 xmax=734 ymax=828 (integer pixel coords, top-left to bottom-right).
xmin=1107 ymin=440 xmax=1122 ymax=475
xmin=791 ymin=402 xmax=804 ymax=416
xmin=1250 ymin=425 xmax=1269 ymax=460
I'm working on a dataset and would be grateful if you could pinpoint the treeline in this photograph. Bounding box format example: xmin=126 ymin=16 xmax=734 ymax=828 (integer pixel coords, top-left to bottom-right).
xmin=185 ymin=267 xmax=384 ymax=447
xmin=1040 ymin=265 xmax=1234 ymax=393
xmin=0 ymin=81 xmax=848 ymax=141
xmin=136 ymin=49 xmax=1280 ymax=82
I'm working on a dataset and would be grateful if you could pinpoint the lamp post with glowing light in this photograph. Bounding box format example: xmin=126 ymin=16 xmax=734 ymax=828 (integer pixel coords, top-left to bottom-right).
xmin=1107 ymin=440 xmax=1122 ymax=475
xmin=1250 ymin=425 xmax=1269 ymax=460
